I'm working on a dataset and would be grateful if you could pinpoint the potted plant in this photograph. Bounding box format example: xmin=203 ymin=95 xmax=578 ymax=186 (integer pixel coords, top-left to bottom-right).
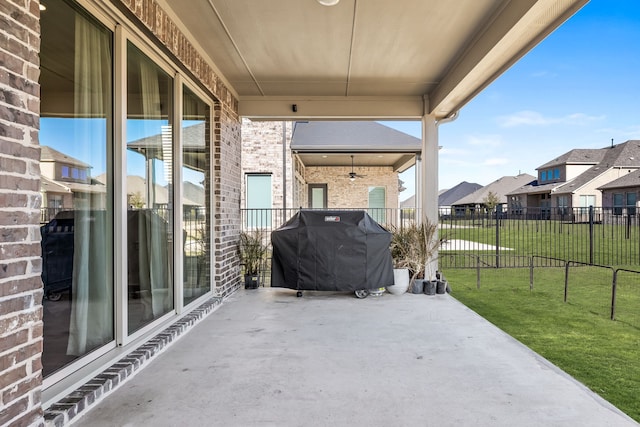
xmin=239 ymin=229 xmax=268 ymax=289
xmin=389 ymin=219 xmax=441 ymax=294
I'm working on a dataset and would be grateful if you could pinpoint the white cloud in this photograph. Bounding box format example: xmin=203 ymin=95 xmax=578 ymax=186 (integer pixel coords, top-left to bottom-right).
xmin=482 ymin=158 xmax=509 ymax=166
xmin=439 ymin=147 xmax=470 ymax=156
xmin=467 ymin=134 xmax=502 ymax=147
xmin=497 ymin=110 xmax=605 ymax=128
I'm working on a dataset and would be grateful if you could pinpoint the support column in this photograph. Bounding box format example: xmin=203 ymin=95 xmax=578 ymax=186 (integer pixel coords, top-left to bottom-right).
xmin=421 ymin=114 xmax=439 ymax=280
xmin=421 ymin=114 xmax=439 ymax=224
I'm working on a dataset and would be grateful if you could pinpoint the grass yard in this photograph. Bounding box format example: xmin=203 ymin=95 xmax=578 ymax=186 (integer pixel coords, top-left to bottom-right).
xmin=442 ymin=267 xmax=640 ymax=423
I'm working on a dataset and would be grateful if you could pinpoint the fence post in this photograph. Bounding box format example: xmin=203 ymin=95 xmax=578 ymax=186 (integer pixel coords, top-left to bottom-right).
xmin=495 ymin=204 xmax=500 ymax=269
xmin=529 ymin=256 xmax=534 ymax=291
xmin=611 ymin=269 xmax=618 ymax=320
xmin=564 ymin=261 xmax=570 ymax=303
xmin=589 ymin=205 xmax=594 ymax=265
xmin=476 ymin=256 xmax=481 ymax=289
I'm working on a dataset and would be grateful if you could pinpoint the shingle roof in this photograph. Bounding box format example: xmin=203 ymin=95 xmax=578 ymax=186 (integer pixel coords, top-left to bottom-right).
xmin=537 ymin=148 xmax=604 ymax=169
xmin=553 ymin=141 xmax=640 ymax=193
xmin=40 ymin=146 xmax=91 ymax=168
xmin=439 ymin=181 xmax=483 ymax=206
xmin=291 ymin=121 xmax=422 ymax=152
xmin=452 ymin=174 xmax=536 ymax=206
xmin=598 ymin=169 xmax=640 ymax=190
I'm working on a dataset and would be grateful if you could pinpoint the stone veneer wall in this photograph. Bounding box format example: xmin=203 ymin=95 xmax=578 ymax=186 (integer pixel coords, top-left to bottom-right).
xmin=305 ymin=166 xmax=399 ymax=209
xmin=0 ymin=1 xmax=45 ymax=426
xmin=241 ymin=119 xmax=294 ymax=210
xmin=117 ymin=0 xmax=243 ymax=296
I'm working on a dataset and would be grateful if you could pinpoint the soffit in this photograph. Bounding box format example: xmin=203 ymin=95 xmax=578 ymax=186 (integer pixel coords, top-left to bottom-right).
xmin=159 ymin=0 xmax=588 ymax=119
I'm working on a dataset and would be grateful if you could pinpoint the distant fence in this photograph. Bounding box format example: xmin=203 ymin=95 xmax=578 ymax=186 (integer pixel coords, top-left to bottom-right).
xmin=439 ymin=254 xmax=640 ymax=328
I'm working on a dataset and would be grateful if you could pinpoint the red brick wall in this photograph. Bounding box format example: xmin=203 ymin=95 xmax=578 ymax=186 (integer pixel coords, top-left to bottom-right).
xmin=0 ymin=1 xmax=45 ymax=426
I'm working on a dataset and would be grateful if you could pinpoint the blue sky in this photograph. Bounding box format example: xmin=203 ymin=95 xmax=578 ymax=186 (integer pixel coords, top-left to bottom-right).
xmin=386 ymin=0 xmax=640 ymax=200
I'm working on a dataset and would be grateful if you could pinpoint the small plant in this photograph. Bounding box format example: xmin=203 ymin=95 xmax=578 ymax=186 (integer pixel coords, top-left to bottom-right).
xmin=391 ymin=219 xmax=441 ymax=281
xmin=239 ymin=229 xmax=268 ymax=276
xmin=390 ymin=219 xmax=442 ymax=282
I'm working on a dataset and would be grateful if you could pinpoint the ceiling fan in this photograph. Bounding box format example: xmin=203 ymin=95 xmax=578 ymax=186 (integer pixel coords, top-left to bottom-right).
xmin=349 ymin=155 xmax=366 ymax=181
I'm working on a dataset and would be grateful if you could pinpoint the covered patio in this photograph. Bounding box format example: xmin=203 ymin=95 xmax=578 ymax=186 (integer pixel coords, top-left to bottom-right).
xmin=70 ymin=288 xmax=636 ymax=426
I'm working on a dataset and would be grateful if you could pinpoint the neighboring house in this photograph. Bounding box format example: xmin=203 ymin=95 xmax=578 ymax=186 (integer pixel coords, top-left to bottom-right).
xmin=507 ymin=141 xmax=640 ymax=217
xmin=452 ymin=174 xmax=535 ymax=215
xmin=598 ymin=169 xmax=640 ymax=215
xmin=40 ymin=146 xmax=106 ymax=221
xmin=241 ymin=119 xmax=421 ymax=226
xmin=438 ymin=181 xmax=483 ymax=214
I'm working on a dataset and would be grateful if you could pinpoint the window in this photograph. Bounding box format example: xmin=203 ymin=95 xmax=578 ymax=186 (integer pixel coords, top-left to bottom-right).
xmin=40 ymin=0 xmax=114 ymax=376
xmin=557 ymin=195 xmax=568 ymax=215
xmin=309 ymin=184 xmax=327 ymax=209
xmin=540 ymin=171 xmax=546 ymax=182
xmin=554 ymin=168 xmax=560 ymax=179
xmin=627 ymin=192 xmax=637 ymax=216
xmin=126 ymin=42 xmax=174 ymax=334
xmin=579 ymin=195 xmax=596 ymax=215
xmin=182 ymin=86 xmax=211 ymax=305
xmin=368 ymin=186 xmax=386 ymax=224
xmin=613 ymin=193 xmax=624 ymax=215
xmin=246 ymin=174 xmax=272 ymax=228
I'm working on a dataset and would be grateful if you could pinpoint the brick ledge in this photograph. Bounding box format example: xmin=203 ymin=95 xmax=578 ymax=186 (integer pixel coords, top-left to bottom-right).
xmin=43 ymin=296 xmax=223 ymax=426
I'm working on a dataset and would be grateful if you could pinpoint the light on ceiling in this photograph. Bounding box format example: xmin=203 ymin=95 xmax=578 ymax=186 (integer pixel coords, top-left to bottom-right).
xmin=317 ymin=0 xmax=340 ymax=6
xmin=39 ymin=3 xmax=46 ymax=11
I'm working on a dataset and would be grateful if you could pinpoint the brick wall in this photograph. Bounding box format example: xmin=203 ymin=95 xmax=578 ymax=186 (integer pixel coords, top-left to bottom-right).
xmin=0 ymin=1 xmax=45 ymax=426
xmin=214 ymin=104 xmax=242 ymax=297
xmin=241 ymin=119 xmax=294 ymax=209
xmin=305 ymin=166 xmax=399 ymax=209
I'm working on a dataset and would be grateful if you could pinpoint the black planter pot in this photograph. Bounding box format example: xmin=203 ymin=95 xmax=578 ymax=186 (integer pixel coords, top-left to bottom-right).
xmin=244 ymin=273 xmax=259 ymax=289
xmin=410 ymin=279 xmax=424 ymax=294
xmin=423 ymin=280 xmax=436 ymax=295
xmin=436 ymin=280 xmax=447 ymax=294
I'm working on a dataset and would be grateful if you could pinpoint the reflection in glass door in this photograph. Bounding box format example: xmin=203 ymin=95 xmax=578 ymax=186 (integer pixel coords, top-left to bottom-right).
xmin=39 ymin=0 xmax=114 ymax=376
xmin=126 ymin=43 xmax=174 ymax=333
xmin=182 ymin=87 xmax=211 ymax=305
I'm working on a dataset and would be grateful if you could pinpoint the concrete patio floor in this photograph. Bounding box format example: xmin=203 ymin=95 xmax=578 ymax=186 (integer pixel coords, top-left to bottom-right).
xmin=72 ymin=288 xmax=637 ymax=427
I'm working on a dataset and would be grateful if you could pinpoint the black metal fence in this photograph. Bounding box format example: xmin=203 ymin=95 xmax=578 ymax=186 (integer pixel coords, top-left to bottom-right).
xmin=439 ymin=254 xmax=640 ymax=329
xmin=439 ymin=205 xmax=640 ymax=268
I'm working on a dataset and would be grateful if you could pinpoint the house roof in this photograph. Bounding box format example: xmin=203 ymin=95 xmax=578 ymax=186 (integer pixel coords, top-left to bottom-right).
xmin=554 ymin=141 xmax=640 ymax=193
xmin=506 ymin=180 xmax=561 ymax=196
xmin=291 ymin=121 xmax=421 ymax=172
xmin=537 ymin=148 xmax=605 ymax=169
xmin=292 ymin=121 xmax=421 ymax=152
xmin=598 ymin=169 xmax=640 ymax=190
xmin=40 ymin=146 xmax=91 ymax=168
xmin=127 ymin=123 xmax=207 ymax=171
xmin=511 ymin=140 xmax=640 ymax=196
xmin=452 ymin=174 xmax=535 ymax=206
xmin=438 ymin=181 xmax=483 ymax=206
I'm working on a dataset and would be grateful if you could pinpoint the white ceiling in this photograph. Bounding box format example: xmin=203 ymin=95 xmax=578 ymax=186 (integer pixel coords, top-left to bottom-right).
xmin=159 ymin=0 xmax=587 ymax=119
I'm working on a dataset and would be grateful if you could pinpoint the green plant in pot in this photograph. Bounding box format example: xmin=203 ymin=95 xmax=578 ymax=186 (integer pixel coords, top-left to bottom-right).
xmin=389 ymin=219 xmax=441 ymax=294
xmin=239 ymin=229 xmax=268 ymax=289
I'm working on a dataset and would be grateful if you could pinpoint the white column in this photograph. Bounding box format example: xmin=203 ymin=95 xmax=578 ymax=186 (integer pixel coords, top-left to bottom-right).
xmin=421 ymin=114 xmax=439 ymax=280
xmin=421 ymin=114 xmax=438 ymax=224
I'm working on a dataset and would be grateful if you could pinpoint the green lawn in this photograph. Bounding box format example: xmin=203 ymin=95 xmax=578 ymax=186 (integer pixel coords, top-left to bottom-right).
xmin=442 ymin=268 xmax=640 ymax=423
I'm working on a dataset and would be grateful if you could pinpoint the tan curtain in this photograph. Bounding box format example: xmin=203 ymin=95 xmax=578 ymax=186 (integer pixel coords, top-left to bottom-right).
xmin=67 ymin=13 xmax=112 ymax=356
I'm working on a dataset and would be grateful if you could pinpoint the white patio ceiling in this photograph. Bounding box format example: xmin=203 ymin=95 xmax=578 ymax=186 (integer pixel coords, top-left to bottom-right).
xmin=160 ymin=0 xmax=587 ymax=120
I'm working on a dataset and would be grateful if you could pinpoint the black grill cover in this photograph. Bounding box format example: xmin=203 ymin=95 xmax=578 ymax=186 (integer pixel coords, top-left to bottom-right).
xmin=271 ymin=210 xmax=394 ymax=291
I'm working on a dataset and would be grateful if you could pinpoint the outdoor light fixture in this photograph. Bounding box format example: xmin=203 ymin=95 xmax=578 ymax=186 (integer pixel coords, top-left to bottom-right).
xmin=317 ymin=0 xmax=339 ymax=6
